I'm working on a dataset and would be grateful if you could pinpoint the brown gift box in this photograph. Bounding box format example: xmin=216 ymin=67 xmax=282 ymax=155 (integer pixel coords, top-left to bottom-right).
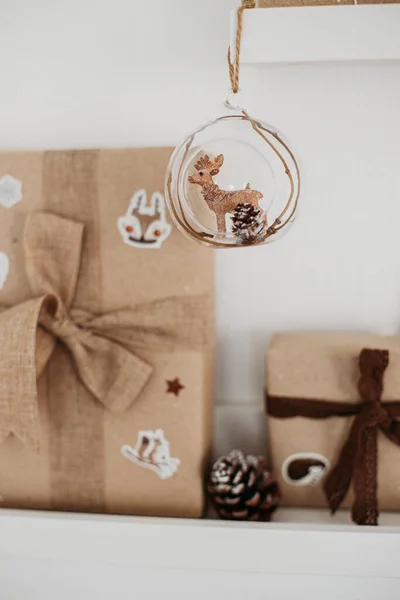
xmin=258 ymin=0 xmax=399 ymax=8
xmin=0 ymin=147 xmax=214 ymax=518
xmin=266 ymin=333 xmax=400 ymax=524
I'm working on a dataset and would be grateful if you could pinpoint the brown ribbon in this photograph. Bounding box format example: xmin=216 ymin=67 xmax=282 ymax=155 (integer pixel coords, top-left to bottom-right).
xmin=267 ymin=348 xmax=400 ymax=525
xmin=0 ymin=211 xmax=210 ymax=452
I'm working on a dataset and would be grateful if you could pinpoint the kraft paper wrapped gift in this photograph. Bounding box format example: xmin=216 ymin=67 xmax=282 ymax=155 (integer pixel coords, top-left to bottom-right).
xmin=266 ymin=333 xmax=400 ymax=525
xmin=0 ymin=147 xmax=214 ymax=518
xmin=258 ymin=0 xmax=399 ymax=8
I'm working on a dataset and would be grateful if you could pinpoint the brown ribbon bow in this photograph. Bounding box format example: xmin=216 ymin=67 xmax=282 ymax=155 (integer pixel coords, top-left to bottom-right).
xmin=267 ymin=348 xmax=400 ymax=525
xmin=0 ymin=212 xmax=210 ymax=452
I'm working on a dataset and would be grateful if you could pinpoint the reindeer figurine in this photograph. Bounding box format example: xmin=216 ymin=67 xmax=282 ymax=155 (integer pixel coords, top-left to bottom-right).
xmin=188 ymin=154 xmax=264 ymax=234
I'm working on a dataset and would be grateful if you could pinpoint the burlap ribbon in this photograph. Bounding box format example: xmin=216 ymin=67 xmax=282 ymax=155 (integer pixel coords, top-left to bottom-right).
xmin=0 ymin=211 xmax=210 ymax=453
xmin=267 ymin=348 xmax=400 ymax=525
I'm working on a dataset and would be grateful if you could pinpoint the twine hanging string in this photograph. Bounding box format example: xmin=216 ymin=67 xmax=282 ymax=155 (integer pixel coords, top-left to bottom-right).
xmin=165 ymin=0 xmax=300 ymax=248
xmin=228 ymin=0 xmax=256 ymax=95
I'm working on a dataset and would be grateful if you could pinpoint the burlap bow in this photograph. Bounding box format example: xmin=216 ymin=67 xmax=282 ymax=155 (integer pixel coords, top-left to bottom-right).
xmin=0 ymin=212 xmax=210 ymax=452
xmin=267 ymin=348 xmax=400 ymax=525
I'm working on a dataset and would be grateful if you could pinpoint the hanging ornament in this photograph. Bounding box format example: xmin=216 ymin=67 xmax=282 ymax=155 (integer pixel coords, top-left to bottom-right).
xmin=165 ymin=0 xmax=300 ymax=249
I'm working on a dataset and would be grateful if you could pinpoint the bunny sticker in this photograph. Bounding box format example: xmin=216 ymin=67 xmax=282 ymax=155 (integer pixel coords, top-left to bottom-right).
xmin=121 ymin=429 xmax=180 ymax=480
xmin=118 ymin=190 xmax=172 ymax=249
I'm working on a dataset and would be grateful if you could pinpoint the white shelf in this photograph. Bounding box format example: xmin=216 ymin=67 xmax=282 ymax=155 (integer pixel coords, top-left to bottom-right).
xmin=231 ymin=5 xmax=400 ymax=64
xmin=2 ymin=509 xmax=399 ymax=599
xmin=1 ymin=509 xmax=400 ymax=580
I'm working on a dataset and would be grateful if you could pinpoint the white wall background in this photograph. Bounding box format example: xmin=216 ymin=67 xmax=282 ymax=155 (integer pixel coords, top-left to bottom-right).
xmin=1 ymin=0 xmax=400 ymax=413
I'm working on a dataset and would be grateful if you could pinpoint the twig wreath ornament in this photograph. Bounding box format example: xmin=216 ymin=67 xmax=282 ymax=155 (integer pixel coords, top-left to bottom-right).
xmin=165 ymin=1 xmax=300 ymax=248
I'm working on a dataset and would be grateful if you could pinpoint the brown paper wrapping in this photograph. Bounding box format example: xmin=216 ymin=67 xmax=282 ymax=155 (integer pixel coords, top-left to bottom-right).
xmin=258 ymin=0 xmax=399 ymax=7
xmin=266 ymin=333 xmax=400 ymax=510
xmin=0 ymin=148 xmax=214 ymax=518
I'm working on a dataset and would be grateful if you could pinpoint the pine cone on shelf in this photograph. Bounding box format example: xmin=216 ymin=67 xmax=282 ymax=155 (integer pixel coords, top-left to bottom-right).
xmin=208 ymin=450 xmax=279 ymax=521
xmin=231 ymin=202 xmax=267 ymax=245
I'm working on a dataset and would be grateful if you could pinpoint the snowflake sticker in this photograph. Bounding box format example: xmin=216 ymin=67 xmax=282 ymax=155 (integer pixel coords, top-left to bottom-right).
xmin=0 ymin=175 xmax=23 ymax=208
xmin=0 ymin=253 xmax=10 ymax=289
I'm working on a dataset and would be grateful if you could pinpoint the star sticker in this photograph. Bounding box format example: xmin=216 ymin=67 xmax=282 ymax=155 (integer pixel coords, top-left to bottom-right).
xmin=166 ymin=377 xmax=185 ymax=397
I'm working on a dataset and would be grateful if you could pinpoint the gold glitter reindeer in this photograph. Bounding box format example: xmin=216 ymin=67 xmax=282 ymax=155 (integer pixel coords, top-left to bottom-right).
xmin=188 ymin=154 xmax=264 ymax=234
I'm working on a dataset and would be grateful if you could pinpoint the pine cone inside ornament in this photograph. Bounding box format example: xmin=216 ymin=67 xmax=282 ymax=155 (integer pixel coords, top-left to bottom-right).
xmin=208 ymin=450 xmax=279 ymax=521
xmin=231 ymin=202 xmax=267 ymax=245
